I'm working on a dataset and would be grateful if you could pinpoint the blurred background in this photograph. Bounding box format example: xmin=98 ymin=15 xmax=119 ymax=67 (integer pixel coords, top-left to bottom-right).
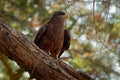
xmin=0 ymin=0 xmax=120 ymax=80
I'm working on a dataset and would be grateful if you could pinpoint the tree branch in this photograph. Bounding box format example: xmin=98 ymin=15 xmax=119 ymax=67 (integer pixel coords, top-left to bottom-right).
xmin=0 ymin=17 xmax=92 ymax=80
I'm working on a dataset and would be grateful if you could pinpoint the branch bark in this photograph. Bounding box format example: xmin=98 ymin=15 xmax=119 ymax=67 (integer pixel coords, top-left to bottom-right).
xmin=0 ymin=17 xmax=92 ymax=80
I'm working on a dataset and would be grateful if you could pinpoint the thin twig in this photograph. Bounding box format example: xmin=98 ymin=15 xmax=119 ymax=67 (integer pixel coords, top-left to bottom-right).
xmin=99 ymin=0 xmax=111 ymax=57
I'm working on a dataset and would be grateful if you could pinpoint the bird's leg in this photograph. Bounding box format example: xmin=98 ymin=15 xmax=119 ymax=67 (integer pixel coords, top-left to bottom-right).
xmin=48 ymin=51 xmax=51 ymax=56
xmin=56 ymin=55 xmax=60 ymax=60
xmin=58 ymin=57 xmax=62 ymax=66
xmin=56 ymin=55 xmax=62 ymax=66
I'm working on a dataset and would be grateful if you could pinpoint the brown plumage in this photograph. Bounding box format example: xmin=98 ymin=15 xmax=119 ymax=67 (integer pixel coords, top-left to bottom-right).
xmin=58 ymin=30 xmax=70 ymax=58
xmin=34 ymin=11 xmax=70 ymax=59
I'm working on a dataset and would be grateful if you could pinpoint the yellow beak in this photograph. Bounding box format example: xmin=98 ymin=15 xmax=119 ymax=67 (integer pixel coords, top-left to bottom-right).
xmin=64 ymin=14 xmax=70 ymax=19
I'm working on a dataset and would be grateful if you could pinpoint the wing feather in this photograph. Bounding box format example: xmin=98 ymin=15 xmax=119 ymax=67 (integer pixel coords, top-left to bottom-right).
xmin=34 ymin=25 xmax=46 ymax=45
xmin=58 ymin=30 xmax=70 ymax=58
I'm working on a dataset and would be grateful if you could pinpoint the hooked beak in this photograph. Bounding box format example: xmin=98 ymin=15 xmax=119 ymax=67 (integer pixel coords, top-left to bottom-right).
xmin=64 ymin=14 xmax=70 ymax=19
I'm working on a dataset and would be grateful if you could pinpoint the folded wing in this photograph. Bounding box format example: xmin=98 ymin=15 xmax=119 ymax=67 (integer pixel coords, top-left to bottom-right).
xmin=58 ymin=30 xmax=70 ymax=58
xmin=34 ymin=25 xmax=46 ymax=45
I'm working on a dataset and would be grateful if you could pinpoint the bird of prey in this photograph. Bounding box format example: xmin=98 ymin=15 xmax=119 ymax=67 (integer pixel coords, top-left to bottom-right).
xmin=34 ymin=11 xmax=70 ymax=59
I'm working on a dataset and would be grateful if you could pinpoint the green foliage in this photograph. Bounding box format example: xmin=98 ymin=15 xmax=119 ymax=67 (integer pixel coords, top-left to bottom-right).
xmin=0 ymin=0 xmax=120 ymax=80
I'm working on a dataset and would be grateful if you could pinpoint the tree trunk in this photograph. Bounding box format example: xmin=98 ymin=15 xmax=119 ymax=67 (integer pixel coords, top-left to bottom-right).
xmin=0 ymin=17 xmax=92 ymax=80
